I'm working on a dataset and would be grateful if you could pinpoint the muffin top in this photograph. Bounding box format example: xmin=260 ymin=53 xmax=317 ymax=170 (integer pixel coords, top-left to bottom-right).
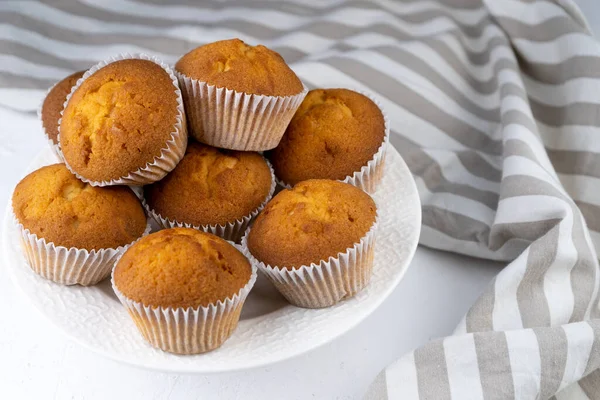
xmin=175 ymin=38 xmax=303 ymax=96
xmin=60 ymin=59 xmax=179 ymax=182
xmin=145 ymin=141 xmax=272 ymax=226
xmin=268 ymin=89 xmax=385 ymax=185
xmin=12 ymin=164 xmax=147 ymax=250
xmin=41 ymin=70 xmax=85 ymax=144
xmin=113 ymin=228 xmax=252 ymax=308
xmin=247 ymin=179 xmax=377 ymax=269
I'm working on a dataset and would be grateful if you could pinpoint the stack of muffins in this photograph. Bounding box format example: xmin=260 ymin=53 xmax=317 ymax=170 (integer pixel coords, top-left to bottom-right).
xmin=14 ymin=39 xmax=389 ymax=355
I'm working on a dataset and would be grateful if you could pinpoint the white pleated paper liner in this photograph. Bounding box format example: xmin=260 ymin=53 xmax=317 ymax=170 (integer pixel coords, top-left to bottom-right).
xmin=37 ymin=81 xmax=64 ymax=162
xmin=111 ymin=243 xmax=258 ymax=354
xmin=14 ymin=212 xmax=152 ymax=286
xmin=241 ymin=217 xmax=379 ymax=309
xmin=275 ymin=88 xmax=390 ymax=195
xmin=58 ymin=53 xmax=188 ymax=187
xmin=142 ymin=158 xmax=276 ymax=243
xmin=175 ymin=70 xmax=308 ymax=151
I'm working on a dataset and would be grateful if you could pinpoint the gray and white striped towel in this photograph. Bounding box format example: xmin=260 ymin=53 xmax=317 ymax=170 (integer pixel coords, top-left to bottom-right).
xmin=2 ymin=0 xmax=599 ymax=399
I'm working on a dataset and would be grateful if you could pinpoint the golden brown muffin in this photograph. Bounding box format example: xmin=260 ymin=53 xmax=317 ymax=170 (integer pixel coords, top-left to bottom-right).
xmin=144 ymin=141 xmax=272 ymax=226
xmin=113 ymin=228 xmax=252 ymax=308
xmin=41 ymin=71 xmax=85 ymax=144
xmin=60 ymin=59 xmax=179 ymax=182
xmin=12 ymin=164 xmax=147 ymax=250
xmin=268 ymin=89 xmax=385 ymax=185
xmin=247 ymin=179 xmax=376 ymax=269
xmin=175 ymin=38 xmax=303 ymax=96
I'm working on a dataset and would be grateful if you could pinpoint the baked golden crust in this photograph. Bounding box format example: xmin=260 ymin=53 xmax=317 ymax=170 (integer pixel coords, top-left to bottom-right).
xmin=175 ymin=38 xmax=303 ymax=96
xmin=41 ymin=71 xmax=85 ymax=144
xmin=247 ymin=179 xmax=376 ymax=269
xmin=144 ymin=141 xmax=272 ymax=226
xmin=268 ymin=89 xmax=385 ymax=185
xmin=60 ymin=59 xmax=178 ymax=182
xmin=12 ymin=164 xmax=147 ymax=250
xmin=113 ymin=228 xmax=252 ymax=308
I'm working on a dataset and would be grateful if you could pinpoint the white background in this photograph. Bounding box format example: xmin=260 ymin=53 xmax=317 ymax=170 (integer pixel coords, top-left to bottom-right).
xmin=0 ymin=1 xmax=596 ymax=399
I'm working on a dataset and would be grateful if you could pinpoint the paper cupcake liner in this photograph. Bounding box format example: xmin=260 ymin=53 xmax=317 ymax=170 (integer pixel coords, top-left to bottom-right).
xmin=58 ymin=53 xmax=188 ymax=186
xmin=46 ymin=139 xmax=63 ymax=162
xmin=241 ymin=217 xmax=379 ymax=309
xmin=276 ymin=89 xmax=390 ymax=195
xmin=176 ymin=71 xmax=308 ymax=151
xmin=14 ymin=211 xmax=152 ymax=286
xmin=111 ymin=243 xmax=257 ymax=354
xmin=142 ymin=159 xmax=276 ymax=243
xmin=37 ymin=82 xmax=64 ymax=162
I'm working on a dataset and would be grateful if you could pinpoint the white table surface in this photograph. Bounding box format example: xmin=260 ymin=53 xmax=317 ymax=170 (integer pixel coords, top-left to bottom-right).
xmin=4 ymin=1 xmax=598 ymax=396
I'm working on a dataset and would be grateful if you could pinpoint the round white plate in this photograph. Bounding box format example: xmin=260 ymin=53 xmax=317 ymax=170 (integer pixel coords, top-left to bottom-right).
xmin=3 ymin=146 xmax=421 ymax=374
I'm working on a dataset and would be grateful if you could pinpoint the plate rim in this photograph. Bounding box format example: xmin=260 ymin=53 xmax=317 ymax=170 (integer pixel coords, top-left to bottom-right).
xmin=3 ymin=146 xmax=421 ymax=374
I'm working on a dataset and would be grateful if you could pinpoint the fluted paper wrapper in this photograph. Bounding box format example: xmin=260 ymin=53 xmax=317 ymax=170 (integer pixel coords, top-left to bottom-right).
xmin=241 ymin=218 xmax=378 ymax=309
xmin=58 ymin=53 xmax=188 ymax=186
xmin=112 ymin=247 xmax=257 ymax=354
xmin=176 ymin=71 xmax=307 ymax=151
xmin=276 ymin=89 xmax=390 ymax=195
xmin=15 ymin=213 xmax=151 ymax=286
xmin=37 ymin=82 xmax=63 ymax=162
xmin=143 ymin=160 xmax=276 ymax=243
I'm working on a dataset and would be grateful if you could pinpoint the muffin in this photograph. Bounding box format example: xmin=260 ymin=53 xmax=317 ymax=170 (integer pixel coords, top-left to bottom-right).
xmin=112 ymin=228 xmax=257 ymax=354
xmin=12 ymin=163 xmax=148 ymax=285
xmin=60 ymin=55 xmax=187 ymax=186
xmin=268 ymin=88 xmax=389 ymax=194
xmin=243 ymin=179 xmax=378 ymax=308
xmin=176 ymin=38 xmax=303 ymax=96
xmin=174 ymin=38 xmax=307 ymax=151
xmin=40 ymin=70 xmax=85 ymax=159
xmin=144 ymin=141 xmax=275 ymax=242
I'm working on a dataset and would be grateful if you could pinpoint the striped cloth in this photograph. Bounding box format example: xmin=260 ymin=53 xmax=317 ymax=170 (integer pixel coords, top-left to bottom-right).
xmin=2 ymin=0 xmax=599 ymax=399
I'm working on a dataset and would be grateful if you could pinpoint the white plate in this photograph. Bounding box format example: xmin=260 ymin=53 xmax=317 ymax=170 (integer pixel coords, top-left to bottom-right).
xmin=3 ymin=146 xmax=421 ymax=374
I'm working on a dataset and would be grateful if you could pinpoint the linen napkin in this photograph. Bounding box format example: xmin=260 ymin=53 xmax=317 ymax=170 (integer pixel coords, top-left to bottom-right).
xmin=364 ymin=1 xmax=600 ymax=398
xmin=1 ymin=1 xmax=599 ymax=398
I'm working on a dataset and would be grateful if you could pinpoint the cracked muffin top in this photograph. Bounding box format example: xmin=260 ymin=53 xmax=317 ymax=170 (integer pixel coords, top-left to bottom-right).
xmin=175 ymin=38 xmax=303 ymax=96
xmin=41 ymin=70 xmax=85 ymax=144
xmin=247 ymin=179 xmax=377 ymax=269
xmin=59 ymin=59 xmax=179 ymax=182
xmin=268 ymin=89 xmax=385 ymax=185
xmin=113 ymin=228 xmax=252 ymax=308
xmin=144 ymin=141 xmax=272 ymax=226
xmin=12 ymin=163 xmax=146 ymax=250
